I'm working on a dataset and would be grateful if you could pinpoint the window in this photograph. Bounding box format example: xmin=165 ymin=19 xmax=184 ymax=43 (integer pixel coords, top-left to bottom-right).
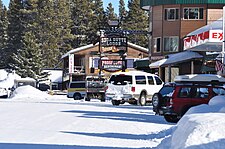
xmin=127 ymin=59 xmax=134 ymax=68
xmin=164 ymin=36 xmax=179 ymax=52
xmin=154 ymin=76 xmax=163 ymax=85
xmin=183 ymin=8 xmax=203 ymax=20
xmin=147 ymin=76 xmax=154 ymax=85
xmin=153 ymin=38 xmax=161 ymax=53
xmin=109 ymin=75 xmax=132 ymax=85
xmin=70 ymin=83 xmax=85 ymax=88
xmin=178 ymin=87 xmax=191 ymax=98
xmin=213 ymin=88 xmax=225 ymax=96
xmin=135 ymin=76 xmax=146 ymax=84
xmin=165 ymin=8 xmax=179 ymax=20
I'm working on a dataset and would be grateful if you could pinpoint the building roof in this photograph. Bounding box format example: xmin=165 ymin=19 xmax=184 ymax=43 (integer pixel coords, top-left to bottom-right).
xmin=149 ymin=51 xmax=203 ymax=68
xmin=61 ymin=42 xmax=148 ymax=59
xmin=141 ymin=0 xmax=225 ymax=10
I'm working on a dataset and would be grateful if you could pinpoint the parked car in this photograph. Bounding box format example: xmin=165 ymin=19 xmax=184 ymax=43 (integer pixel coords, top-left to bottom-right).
xmin=152 ymin=74 xmax=225 ymax=123
xmin=67 ymin=81 xmax=86 ymax=100
xmin=105 ymin=71 xmax=163 ymax=106
xmin=0 ymin=87 xmax=9 ymax=98
xmin=85 ymin=76 xmax=107 ymax=102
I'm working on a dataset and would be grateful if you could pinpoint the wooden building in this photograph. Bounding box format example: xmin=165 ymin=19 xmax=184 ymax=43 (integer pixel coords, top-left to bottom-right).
xmin=61 ymin=42 xmax=148 ymax=89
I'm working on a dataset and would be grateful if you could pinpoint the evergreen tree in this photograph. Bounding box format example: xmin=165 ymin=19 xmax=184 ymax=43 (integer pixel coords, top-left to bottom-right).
xmin=6 ymin=0 xmax=24 ymax=68
xmin=37 ymin=0 xmax=61 ymax=68
xmin=87 ymin=0 xmax=105 ymax=44
xmin=119 ymin=0 xmax=126 ymax=27
xmin=9 ymin=0 xmax=46 ymax=80
xmin=70 ymin=0 xmax=90 ymax=47
xmin=124 ymin=0 xmax=148 ymax=47
xmin=52 ymin=0 xmax=74 ymax=58
xmin=105 ymin=3 xmax=117 ymax=21
xmin=0 ymin=1 xmax=8 ymax=68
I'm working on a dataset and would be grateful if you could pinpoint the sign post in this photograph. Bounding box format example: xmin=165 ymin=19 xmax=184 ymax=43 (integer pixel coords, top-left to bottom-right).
xmin=223 ymin=6 xmax=225 ymax=64
xmin=69 ymin=54 xmax=74 ymax=82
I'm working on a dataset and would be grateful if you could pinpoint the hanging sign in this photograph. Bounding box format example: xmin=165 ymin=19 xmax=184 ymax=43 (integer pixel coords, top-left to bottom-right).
xmin=69 ymin=54 xmax=74 ymax=73
xmin=101 ymin=60 xmax=125 ymax=72
xmin=100 ymin=37 xmax=127 ymax=54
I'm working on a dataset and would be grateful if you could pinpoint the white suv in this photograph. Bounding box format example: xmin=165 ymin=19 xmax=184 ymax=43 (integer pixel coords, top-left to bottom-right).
xmin=105 ymin=71 xmax=163 ymax=106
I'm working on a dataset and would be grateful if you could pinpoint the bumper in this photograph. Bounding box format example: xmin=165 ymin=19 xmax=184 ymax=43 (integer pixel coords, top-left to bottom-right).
xmin=105 ymin=94 xmax=134 ymax=101
xmin=154 ymin=106 xmax=177 ymax=116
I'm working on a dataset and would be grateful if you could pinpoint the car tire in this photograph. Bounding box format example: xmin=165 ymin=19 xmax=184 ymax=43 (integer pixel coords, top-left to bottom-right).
xmin=139 ymin=92 xmax=147 ymax=106
xmin=152 ymin=93 xmax=162 ymax=108
xmin=164 ymin=115 xmax=179 ymax=123
xmin=73 ymin=93 xmax=81 ymax=100
xmin=112 ymin=100 xmax=120 ymax=106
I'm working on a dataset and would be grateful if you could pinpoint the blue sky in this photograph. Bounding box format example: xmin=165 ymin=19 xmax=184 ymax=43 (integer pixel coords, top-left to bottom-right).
xmin=2 ymin=0 xmax=9 ymax=7
xmin=2 ymin=0 xmax=128 ymax=15
xmin=103 ymin=0 xmax=128 ymax=14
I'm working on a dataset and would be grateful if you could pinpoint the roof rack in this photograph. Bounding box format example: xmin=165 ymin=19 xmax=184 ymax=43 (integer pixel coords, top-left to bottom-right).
xmin=174 ymin=74 xmax=225 ymax=85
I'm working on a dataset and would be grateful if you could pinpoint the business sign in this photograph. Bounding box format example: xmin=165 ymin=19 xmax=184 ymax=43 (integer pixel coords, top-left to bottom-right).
xmin=100 ymin=37 xmax=127 ymax=54
xmin=69 ymin=54 xmax=74 ymax=73
xmin=101 ymin=60 xmax=125 ymax=72
xmin=184 ymin=30 xmax=223 ymax=50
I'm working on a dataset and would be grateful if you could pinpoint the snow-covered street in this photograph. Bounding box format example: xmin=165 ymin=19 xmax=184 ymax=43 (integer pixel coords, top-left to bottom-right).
xmin=0 ymin=90 xmax=174 ymax=149
xmin=1 ymin=85 xmax=225 ymax=149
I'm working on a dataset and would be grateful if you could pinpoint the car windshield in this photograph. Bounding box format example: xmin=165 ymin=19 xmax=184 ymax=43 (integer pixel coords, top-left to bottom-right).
xmin=159 ymin=86 xmax=175 ymax=97
xmin=108 ymin=75 xmax=132 ymax=85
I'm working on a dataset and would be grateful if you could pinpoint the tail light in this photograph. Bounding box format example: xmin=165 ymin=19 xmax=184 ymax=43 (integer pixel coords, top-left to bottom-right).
xmin=105 ymin=86 xmax=108 ymax=92
xmin=170 ymin=98 xmax=173 ymax=105
xmin=131 ymin=86 xmax=135 ymax=92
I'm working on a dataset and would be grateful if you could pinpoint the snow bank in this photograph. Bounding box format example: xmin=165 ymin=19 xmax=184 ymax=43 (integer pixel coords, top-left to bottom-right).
xmin=11 ymin=85 xmax=51 ymax=100
xmin=169 ymin=96 xmax=225 ymax=149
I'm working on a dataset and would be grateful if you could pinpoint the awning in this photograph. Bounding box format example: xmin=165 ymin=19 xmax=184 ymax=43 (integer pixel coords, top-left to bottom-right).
xmin=183 ymin=18 xmax=222 ymax=52
xmin=149 ymin=51 xmax=203 ymax=68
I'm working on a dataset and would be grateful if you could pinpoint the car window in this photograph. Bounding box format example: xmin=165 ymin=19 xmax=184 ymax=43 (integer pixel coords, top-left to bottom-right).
xmin=70 ymin=83 xmax=85 ymax=88
xmin=147 ymin=76 xmax=154 ymax=85
xmin=159 ymin=86 xmax=175 ymax=97
xmin=154 ymin=76 xmax=163 ymax=85
xmin=194 ymin=87 xmax=209 ymax=98
xmin=135 ymin=76 xmax=146 ymax=84
xmin=213 ymin=87 xmax=225 ymax=96
xmin=178 ymin=87 xmax=191 ymax=98
xmin=108 ymin=75 xmax=132 ymax=85
xmin=179 ymin=87 xmax=209 ymax=98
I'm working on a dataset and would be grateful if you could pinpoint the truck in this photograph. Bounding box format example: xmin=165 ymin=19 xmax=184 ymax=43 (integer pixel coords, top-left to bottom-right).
xmin=85 ymin=76 xmax=107 ymax=102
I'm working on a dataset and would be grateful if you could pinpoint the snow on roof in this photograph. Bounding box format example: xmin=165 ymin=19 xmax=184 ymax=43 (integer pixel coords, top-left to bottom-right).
xmin=111 ymin=70 xmax=155 ymax=76
xmin=61 ymin=42 xmax=148 ymax=59
xmin=174 ymin=74 xmax=225 ymax=83
xmin=0 ymin=70 xmax=21 ymax=88
xmin=149 ymin=51 xmax=203 ymax=68
xmin=43 ymin=69 xmax=62 ymax=83
xmin=187 ymin=18 xmax=222 ymax=36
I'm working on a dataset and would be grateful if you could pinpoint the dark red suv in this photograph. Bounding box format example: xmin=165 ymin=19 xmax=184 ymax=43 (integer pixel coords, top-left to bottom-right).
xmin=152 ymin=74 xmax=225 ymax=123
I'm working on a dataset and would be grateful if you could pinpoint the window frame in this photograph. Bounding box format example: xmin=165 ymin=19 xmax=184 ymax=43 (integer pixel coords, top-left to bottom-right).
xmin=135 ymin=76 xmax=146 ymax=85
xmin=164 ymin=8 xmax=179 ymax=21
xmin=183 ymin=7 xmax=204 ymax=20
xmin=153 ymin=37 xmax=161 ymax=53
xmin=163 ymin=36 xmax=179 ymax=52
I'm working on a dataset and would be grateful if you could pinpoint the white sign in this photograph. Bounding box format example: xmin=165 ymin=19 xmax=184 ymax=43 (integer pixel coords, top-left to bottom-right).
xmin=69 ymin=54 xmax=74 ymax=73
xmin=209 ymin=30 xmax=223 ymax=42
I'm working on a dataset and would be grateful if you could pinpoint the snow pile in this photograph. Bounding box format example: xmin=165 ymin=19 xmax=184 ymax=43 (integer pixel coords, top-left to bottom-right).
xmin=164 ymin=96 xmax=225 ymax=149
xmin=11 ymin=85 xmax=51 ymax=100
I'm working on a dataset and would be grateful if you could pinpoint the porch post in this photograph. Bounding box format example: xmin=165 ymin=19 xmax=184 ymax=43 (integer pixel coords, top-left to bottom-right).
xmin=168 ymin=65 xmax=171 ymax=82
xmin=191 ymin=60 xmax=194 ymax=74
